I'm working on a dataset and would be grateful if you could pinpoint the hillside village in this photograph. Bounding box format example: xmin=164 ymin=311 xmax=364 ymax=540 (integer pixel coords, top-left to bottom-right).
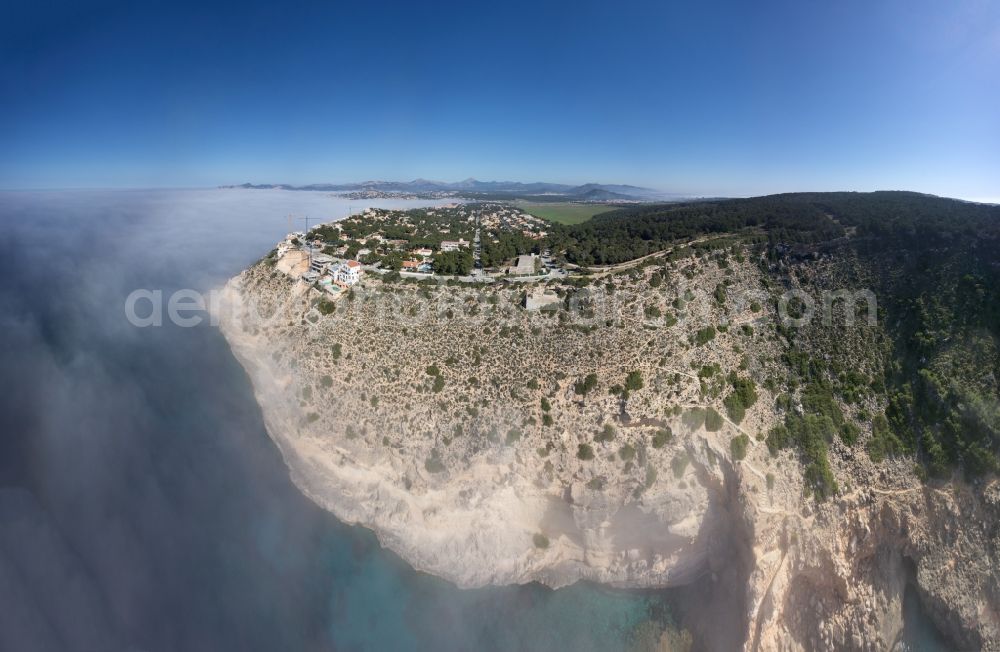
xmin=268 ymin=202 xmax=566 ymax=298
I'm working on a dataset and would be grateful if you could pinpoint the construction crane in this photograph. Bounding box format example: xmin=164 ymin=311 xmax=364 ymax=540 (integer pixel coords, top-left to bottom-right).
xmin=286 ymin=214 xmax=315 ymax=268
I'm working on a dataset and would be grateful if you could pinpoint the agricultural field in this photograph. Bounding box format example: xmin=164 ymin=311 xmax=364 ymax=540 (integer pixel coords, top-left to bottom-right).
xmin=516 ymin=201 xmax=619 ymax=225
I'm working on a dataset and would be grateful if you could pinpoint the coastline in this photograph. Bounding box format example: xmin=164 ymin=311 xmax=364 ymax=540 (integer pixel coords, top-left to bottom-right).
xmin=215 ymin=257 xmax=1000 ymax=650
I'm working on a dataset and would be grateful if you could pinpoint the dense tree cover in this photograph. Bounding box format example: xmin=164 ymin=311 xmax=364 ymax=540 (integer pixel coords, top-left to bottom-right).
xmin=547 ymin=195 xmax=844 ymax=265
xmin=332 ymin=207 xmax=477 ymax=248
xmin=762 ymin=192 xmax=1000 ymax=482
xmin=432 ymin=250 xmax=474 ymax=275
xmin=546 ymin=190 xmax=1000 ymax=266
xmin=481 ymin=232 xmax=540 ymax=268
xmin=873 ymin=249 xmax=1000 ymax=477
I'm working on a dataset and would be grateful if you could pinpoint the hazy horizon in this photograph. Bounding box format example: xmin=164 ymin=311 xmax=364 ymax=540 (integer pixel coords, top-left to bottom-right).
xmin=2 ymin=0 xmax=997 ymax=199
xmin=3 ymin=183 xmax=997 ymax=206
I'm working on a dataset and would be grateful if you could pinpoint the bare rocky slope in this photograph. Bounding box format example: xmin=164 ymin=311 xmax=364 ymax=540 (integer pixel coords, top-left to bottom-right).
xmin=217 ymin=237 xmax=999 ymax=650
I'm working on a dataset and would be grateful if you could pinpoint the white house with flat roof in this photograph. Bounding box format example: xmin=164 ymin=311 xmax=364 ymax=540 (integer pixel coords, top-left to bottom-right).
xmin=310 ymin=253 xmax=335 ymax=274
xmin=440 ymin=239 xmax=469 ymax=252
xmin=333 ymin=260 xmax=363 ymax=286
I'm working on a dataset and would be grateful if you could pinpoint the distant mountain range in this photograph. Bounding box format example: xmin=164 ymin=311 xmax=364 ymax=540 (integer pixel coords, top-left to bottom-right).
xmin=220 ymin=178 xmax=670 ymax=200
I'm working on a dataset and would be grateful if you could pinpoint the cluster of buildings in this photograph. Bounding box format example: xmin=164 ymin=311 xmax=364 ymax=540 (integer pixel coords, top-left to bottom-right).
xmin=275 ymin=232 xmax=363 ymax=295
xmin=271 ymin=203 xmax=560 ymax=291
xmin=397 ymin=240 xmax=469 ymax=274
xmin=480 ymin=206 xmax=548 ymax=240
xmin=303 ymin=254 xmax=363 ymax=293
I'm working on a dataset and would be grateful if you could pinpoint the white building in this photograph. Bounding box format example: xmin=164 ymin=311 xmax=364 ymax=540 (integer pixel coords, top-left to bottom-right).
xmin=440 ymin=239 xmax=469 ymax=252
xmin=333 ymin=260 xmax=363 ymax=286
xmin=310 ymin=253 xmax=335 ymax=274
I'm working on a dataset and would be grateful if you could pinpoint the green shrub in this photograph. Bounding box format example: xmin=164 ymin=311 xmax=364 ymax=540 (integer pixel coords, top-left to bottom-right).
xmin=652 ymin=428 xmax=672 ymax=448
xmin=705 ymin=407 xmax=724 ymax=431
xmin=695 ymin=326 xmax=717 ymax=346
xmin=730 ymin=375 xmax=758 ymax=407
xmin=730 ymin=434 xmax=750 ymax=461
xmin=682 ymin=407 xmax=706 ymax=430
xmin=698 ymin=364 xmax=719 ymax=378
xmin=723 ymin=394 xmax=746 ymax=424
xmin=619 ymin=443 xmax=636 ymax=461
xmin=766 ymin=424 xmax=789 ymax=454
xmin=624 ymin=370 xmax=644 ymax=392
xmin=723 ymin=376 xmax=757 ymax=424
xmin=839 ymin=422 xmax=860 ymax=446
xmin=867 ymin=413 xmax=905 ymax=463
xmin=577 ymin=444 xmax=595 ymax=460
xmin=775 ymin=412 xmax=839 ymax=499
xmin=713 ymin=283 xmax=727 ymax=304
xmin=533 ymin=533 xmax=550 ymax=549
xmin=574 ymin=373 xmax=598 ymax=395
xmin=595 ymin=423 xmax=616 ymax=443
xmin=801 ymin=381 xmax=843 ymax=425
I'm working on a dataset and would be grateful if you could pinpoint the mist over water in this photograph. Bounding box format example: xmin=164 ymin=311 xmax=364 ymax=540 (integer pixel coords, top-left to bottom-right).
xmin=0 ymin=189 xmax=677 ymax=651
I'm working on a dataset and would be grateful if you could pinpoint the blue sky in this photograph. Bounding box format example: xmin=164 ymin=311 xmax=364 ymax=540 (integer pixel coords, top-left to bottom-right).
xmin=1 ymin=0 xmax=998 ymax=199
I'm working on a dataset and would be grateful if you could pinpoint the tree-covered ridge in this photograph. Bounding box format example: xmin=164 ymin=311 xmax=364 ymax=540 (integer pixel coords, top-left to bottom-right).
xmin=548 ymin=195 xmax=846 ymax=265
xmin=870 ymin=240 xmax=1000 ymax=478
xmin=548 ymin=191 xmax=1000 ymax=266
xmin=756 ymin=192 xmax=1000 ymax=482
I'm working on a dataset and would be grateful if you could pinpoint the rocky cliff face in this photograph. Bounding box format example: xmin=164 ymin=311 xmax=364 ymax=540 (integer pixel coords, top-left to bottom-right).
xmin=216 ymin=256 xmax=999 ymax=650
